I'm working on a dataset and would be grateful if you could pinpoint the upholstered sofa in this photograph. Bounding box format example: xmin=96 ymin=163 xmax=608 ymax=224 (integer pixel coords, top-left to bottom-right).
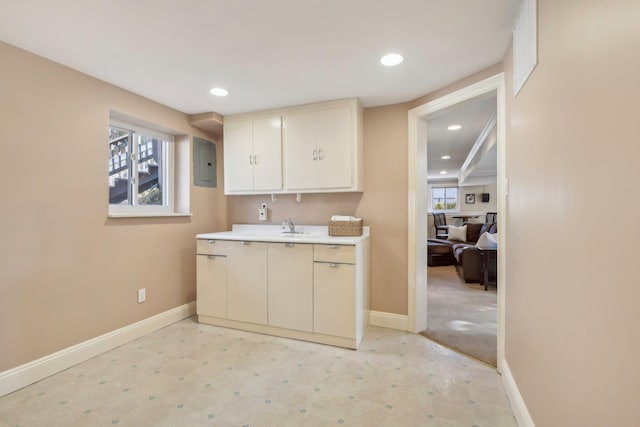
xmin=428 ymin=222 xmax=497 ymax=284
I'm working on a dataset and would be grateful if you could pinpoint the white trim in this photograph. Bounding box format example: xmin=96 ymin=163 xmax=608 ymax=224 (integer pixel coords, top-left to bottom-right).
xmin=458 ymin=112 xmax=497 ymax=184
xmin=369 ymin=310 xmax=409 ymax=330
xmin=198 ymin=315 xmax=359 ymax=350
xmin=407 ymin=73 xmax=507 ymax=373
xmin=0 ymin=302 xmax=196 ymax=397
xmin=108 ymin=212 xmax=193 ymax=218
xmin=502 ymin=360 xmax=536 ymax=427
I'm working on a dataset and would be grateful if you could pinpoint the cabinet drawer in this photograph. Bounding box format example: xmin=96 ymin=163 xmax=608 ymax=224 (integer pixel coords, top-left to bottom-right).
xmin=197 ymin=239 xmax=228 ymax=255
xmin=313 ymin=244 xmax=355 ymax=264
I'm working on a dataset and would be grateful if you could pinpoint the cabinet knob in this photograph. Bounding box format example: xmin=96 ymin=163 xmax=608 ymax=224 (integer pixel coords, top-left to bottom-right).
xmin=285 ymin=242 xmax=294 ymax=247
xmin=329 ymin=263 xmax=340 ymax=268
xmin=328 ymin=245 xmax=340 ymax=249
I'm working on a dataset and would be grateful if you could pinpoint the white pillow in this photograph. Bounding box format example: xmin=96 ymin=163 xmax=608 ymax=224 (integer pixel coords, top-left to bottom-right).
xmin=476 ymin=232 xmax=498 ymax=249
xmin=447 ymin=225 xmax=467 ymax=242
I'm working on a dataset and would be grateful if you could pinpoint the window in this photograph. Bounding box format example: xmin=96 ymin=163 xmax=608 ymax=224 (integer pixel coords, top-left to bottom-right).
xmin=108 ymin=118 xmax=174 ymax=215
xmin=432 ymin=187 xmax=458 ymax=211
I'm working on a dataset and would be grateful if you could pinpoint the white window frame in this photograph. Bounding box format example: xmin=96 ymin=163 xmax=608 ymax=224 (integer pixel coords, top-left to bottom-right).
xmin=429 ymin=185 xmax=459 ymax=213
xmin=108 ymin=118 xmax=175 ymax=217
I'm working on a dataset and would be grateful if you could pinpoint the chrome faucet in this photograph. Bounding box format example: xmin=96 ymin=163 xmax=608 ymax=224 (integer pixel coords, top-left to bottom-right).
xmin=282 ymin=218 xmax=295 ymax=232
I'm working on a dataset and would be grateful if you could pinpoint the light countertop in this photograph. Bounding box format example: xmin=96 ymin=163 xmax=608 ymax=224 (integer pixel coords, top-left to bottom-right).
xmin=197 ymin=224 xmax=370 ymax=245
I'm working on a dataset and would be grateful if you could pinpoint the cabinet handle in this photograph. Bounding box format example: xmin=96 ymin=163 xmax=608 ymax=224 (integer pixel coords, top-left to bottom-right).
xmin=328 ymin=245 xmax=340 ymax=249
xmin=285 ymin=242 xmax=294 ymax=247
xmin=312 ymin=149 xmax=317 ymax=161
xmin=207 ymin=240 xmax=215 ymax=244
xmin=253 ymin=154 xmax=258 ymax=165
xmin=249 ymin=155 xmax=253 ymax=165
xmin=329 ymin=263 xmax=340 ymax=268
xmin=317 ymin=148 xmax=323 ymax=160
xmin=207 ymin=255 xmax=219 ymax=259
xmin=241 ymin=241 xmax=250 ymax=245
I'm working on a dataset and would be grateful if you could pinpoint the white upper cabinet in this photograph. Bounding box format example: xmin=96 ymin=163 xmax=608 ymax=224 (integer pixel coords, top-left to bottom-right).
xmin=283 ymin=100 xmax=362 ymax=192
xmin=223 ymin=115 xmax=282 ymax=194
xmin=222 ymin=99 xmax=362 ymax=195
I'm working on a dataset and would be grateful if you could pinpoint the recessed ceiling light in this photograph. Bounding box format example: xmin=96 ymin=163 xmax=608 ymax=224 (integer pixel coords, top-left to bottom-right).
xmin=440 ymin=170 xmax=447 ymax=175
xmin=380 ymin=53 xmax=404 ymax=66
xmin=448 ymin=124 xmax=461 ymax=131
xmin=209 ymin=87 xmax=229 ymax=97
xmin=441 ymin=155 xmax=451 ymax=160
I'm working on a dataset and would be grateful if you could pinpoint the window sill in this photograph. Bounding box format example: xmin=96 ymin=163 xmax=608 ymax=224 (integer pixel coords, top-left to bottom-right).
xmin=108 ymin=212 xmax=193 ymax=218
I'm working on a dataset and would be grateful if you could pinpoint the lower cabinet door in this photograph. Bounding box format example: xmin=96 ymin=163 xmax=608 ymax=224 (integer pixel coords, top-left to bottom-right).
xmin=313 ymin=262 xmax=355 ymax=339
xmin=196 ymin=255 xmax=227 ymax=318
xmin=267 ymin=243 xmax=313 ymax=332
xmin=227 ymin=241 xmax=268 ymax=325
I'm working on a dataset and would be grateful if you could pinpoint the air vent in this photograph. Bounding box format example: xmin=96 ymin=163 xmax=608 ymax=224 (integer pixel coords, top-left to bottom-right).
xmin=513 ymin=0 xmax=537 ymax=96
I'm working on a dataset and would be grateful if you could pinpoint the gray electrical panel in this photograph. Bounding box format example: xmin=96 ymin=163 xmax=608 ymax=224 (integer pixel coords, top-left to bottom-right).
xmin=193 ymin=137 xmax=217 ymax=188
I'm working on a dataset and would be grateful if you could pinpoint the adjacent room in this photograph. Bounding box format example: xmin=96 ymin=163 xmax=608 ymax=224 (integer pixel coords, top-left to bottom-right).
xmin=424 ymin=91 xmax=499 ymax=367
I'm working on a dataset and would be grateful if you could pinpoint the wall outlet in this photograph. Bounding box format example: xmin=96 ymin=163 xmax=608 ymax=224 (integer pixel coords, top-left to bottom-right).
xmin=259 ymin=208 xmax=267 ymax=221
xmin=137 ymin=288 xmax=146 ymax=303
xmin=260 ymin=203 xmax=267 ymax=209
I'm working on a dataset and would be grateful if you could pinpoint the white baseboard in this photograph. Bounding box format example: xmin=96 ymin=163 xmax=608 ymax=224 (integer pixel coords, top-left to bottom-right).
xmin=0 ymin=302 xmax=196 ymax=397
xmin=369 ymin=310 xmax=409 ymax=331
xmin=501 ymin=359 xmax=535 ymax=427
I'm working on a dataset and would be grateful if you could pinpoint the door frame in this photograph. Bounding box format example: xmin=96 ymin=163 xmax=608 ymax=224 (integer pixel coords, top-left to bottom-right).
xmin=407 ymin=73 xmax=507 ymax=372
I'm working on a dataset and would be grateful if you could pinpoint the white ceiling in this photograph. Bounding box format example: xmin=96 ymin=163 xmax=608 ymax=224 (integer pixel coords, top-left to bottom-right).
xmin=0 ymin=0 xmax=520 ymax=116
xmin=427 ymin=92 xmax=497 ymax=181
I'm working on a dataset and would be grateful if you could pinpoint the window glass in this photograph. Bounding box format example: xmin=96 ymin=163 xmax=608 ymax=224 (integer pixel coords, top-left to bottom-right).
xmin=432 ymin=187 xmax=458 ymax=211
xmin=108 ymin=126 xmax=132 ymax=205
xmin=137 ymin=135 xmax=166 ymax=206
xmin=108 ymin=118 xmax=173 ymax=215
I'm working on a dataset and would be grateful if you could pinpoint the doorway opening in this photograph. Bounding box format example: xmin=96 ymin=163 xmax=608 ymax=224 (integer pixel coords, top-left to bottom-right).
xmin=407 ymin=74 xmax=506 ymax=371
xmin=423 ymin=91 xmax=498 ymax=366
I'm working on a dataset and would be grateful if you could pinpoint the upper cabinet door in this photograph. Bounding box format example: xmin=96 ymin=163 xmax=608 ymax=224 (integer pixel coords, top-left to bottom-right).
xmin=282 ymin=110 xmax=317 ymax=191
xmin=223 ymin=116 xmax=283 ymax=193
xmin=315 ymin=106 xmax=352 ymax=189
xmin=252 ymin=116 xmax=283 ymax=192
xmin=223 ymin=120 xmax=254 ymax=192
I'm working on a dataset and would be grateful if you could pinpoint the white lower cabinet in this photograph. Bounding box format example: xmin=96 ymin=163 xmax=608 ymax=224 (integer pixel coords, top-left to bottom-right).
xmin=196 ymin=235 xmax=369 ymax=349
xmin=313 ymin=244 xmax=356 ymax=339
xmin=267 ymin=243 xmax=313 ymax=332
xmin=313 ymin=262 xmax=356 ymax=339
xmin=196 ymin=239 xmax=228 ymax=319
xmin=226 ymin=241 xmax=268 ymax=325
xmin=196 ymin=254 xmax=228 ymax=318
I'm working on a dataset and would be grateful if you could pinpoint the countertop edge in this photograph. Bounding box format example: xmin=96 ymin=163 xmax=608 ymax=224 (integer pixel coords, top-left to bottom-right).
xmin=196 ymin=225 xmax=370 ymax=245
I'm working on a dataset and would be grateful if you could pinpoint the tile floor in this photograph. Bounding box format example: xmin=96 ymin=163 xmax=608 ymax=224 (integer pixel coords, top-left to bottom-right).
xmin=0 ymin=318 xmax=517 ymax=426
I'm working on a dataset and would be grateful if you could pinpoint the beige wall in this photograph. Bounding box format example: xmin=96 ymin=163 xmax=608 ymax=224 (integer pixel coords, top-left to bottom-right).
xmin=504 ymin=0 xmax=640 ymax=425
xmin=0 ymin=41 xmax=224 ymax=371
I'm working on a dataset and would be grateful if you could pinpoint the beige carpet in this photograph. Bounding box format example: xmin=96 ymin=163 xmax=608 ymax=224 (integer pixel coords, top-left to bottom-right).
xmin=423 ymin=265 xmax=497 ymax=366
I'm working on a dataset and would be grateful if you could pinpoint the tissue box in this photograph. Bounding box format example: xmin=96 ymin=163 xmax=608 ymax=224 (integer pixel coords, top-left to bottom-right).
xmin=328 ymin=219 xmax=363 ymax=236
